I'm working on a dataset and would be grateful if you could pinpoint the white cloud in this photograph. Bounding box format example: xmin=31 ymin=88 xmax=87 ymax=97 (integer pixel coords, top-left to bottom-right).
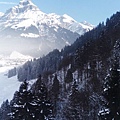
xmin=0 ymin=2 xmax=17 ymax=5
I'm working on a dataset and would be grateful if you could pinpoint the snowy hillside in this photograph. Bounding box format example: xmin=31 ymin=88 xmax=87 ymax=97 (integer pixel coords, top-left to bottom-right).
xmin=0 ymin=65 xmax=36 ymax=105
xmin=0 ymin=51 xmax=35 ymax=105
xmin=0 ymin=66 xmax=21 ymax=105
xmin=10 ymin=51 xmax=33 ymax=60
xmin=0 ymin=0 xmax=94 ymax=57
xmin=0 ymin=51 xmax=33 ymax=67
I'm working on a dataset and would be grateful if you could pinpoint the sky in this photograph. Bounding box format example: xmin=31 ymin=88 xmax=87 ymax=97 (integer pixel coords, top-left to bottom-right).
xmin=0 ymin=0 xmax=120 ymax=25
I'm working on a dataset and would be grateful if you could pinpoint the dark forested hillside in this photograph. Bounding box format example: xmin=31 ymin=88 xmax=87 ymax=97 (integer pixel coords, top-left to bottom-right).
xmin=0 ymin=12 xmax=120 ymax=120
xmin=17 ymin=12 xmax=120 ymax=82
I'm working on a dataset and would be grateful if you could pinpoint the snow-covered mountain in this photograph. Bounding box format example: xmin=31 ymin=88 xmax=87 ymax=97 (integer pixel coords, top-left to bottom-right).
xmin=0 ymin=0 xmax=94 ymax=57
xmin=10 ymin=51 xmax=33 ymax=60
xmin=0 ymin=51 xmax=33 ymax=67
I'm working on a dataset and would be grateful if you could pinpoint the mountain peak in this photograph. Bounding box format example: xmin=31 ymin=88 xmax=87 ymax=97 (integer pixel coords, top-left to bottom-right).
xmin=20 ymin=0 xmax=31 ymax=3
xmin=0 ymin=0 xmax=94 ymax=57
xmin=19 ymin=0 xmax=36 ymax=7
xmin=2 ymin=0 xmax=40 ymax=19
xmin=20 ymin=0 xmax=31 ymax=1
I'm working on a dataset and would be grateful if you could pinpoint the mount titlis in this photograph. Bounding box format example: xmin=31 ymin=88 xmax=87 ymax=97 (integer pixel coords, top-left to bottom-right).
xmin=0 ymin=0 xmax=93 ymax=57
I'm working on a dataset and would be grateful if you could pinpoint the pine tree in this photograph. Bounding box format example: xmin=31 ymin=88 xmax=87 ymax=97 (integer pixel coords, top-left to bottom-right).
xmin=31 ymin=77 xmax=54 ymax=120
xmin=10 ymin=81 xmax=34 ymax=120
xmin=51 ymin=74 xmax=59 ymax=114
xmin=52 ymin=74 xmax=59 ymax=99
xmin=10 ymin=76 xmax=54 ymax=120
xmin=64 ymin=80 xmax=82 ymax=120
xmin=99 ymin=62 xmax=120 ymax=119
xmin=0 ymin=100 xmax=10 ymax=120
xmin=65 ymin=69 xmax=73 ymax=84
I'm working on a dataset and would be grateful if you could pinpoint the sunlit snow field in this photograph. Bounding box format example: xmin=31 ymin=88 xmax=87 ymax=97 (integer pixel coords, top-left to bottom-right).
xmin=0 ymin=66 xmax=21 ymax=105
xmin=0 ymin=66 xmax=37 ymax=105
xmin=0 ymin=52 xmax=35 ymax=105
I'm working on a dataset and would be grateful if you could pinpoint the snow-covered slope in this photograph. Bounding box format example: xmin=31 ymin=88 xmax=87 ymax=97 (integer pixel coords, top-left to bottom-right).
xmin=0 ymin=52 xmax=33 ymax=67
xmin=0 ymin=52 xmax=36 ymax=105
xmin=0 ymin=65 xmax=36 ymax=105
xmin=0 ymin=67 xmax=21 ymax=105
xmin=10 ymin=51 xmax=33 ymax=60
xmin=0 ymin=0 xmax=94 ymax=57
xmin=0 ymin=1 xmax=93 ymax=35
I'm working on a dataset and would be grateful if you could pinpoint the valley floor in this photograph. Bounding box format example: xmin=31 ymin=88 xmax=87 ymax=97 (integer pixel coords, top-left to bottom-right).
xmin=0 ymin=66 xmax=21 ymax=105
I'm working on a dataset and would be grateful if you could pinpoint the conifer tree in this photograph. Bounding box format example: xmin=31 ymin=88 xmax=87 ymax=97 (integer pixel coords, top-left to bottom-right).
xmin=64 ymin=80 xmax=82 ymax=120
xmin=10 ymin=81 xmax=34 ymax=120
xmin=0 ymin=100 xmax=10 ymax=120
xmin=65 ymin=69 xmax=73 ymax=84
xmin=52 ymin=74 xmax=59 ymax=99
xmin=32 ymin=77 xmax=54 ymax=120
xmin=99 ymin=62 xmax=120 ymax=119
xmin=51 ymin=74 xmax=60 ymax=114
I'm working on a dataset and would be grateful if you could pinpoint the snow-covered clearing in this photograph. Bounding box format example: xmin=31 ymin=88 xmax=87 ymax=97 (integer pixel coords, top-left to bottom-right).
xmin=0 ymin=51 xmax=35 ymax=106
xmin=0 ymin=66 xmax=37 ymax=105
xmin=0 ymin=66 xmax=21 ymax=105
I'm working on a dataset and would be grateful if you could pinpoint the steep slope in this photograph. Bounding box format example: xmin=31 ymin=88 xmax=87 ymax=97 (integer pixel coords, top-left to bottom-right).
xmin=0 ymin=8 xmax=120 ymax=120
xmin=0 ymin=0 xmax=93 ymax=57
xmin=16 ymin=11 xmax=120 ymax=83
xmin=10 ymin=51 xmax=33 ymax=60
xmin=16 ymin=11 xmax=120 ymax=119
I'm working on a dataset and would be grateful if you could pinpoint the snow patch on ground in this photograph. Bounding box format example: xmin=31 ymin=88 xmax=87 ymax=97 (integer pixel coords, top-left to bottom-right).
xmin=21 ymin=33 xmax=39 ymax=38
xmin=117 ymin=69 xmax=120 ymax=72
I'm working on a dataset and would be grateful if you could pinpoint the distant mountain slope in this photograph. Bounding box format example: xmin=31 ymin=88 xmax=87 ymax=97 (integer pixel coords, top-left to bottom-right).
xmin=0 ymin=0 xmax=93 ymax=57
xmin=10 ymin=51 xmax=33 ymax=60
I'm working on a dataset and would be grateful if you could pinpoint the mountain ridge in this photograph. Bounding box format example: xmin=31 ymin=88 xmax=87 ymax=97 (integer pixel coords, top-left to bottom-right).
xmin=0 ymin=0 xmax=93 ymax=35
xmin=0 ymin=0 xmax=93 ymax=57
